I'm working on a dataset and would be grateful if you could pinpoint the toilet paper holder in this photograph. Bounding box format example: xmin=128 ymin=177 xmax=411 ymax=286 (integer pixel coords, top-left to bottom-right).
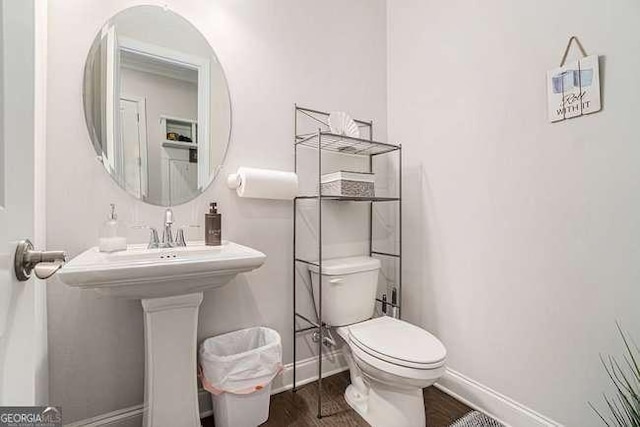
xmin=226 ymin=167 xmax=299 ymax=200
xmin=226 ymin=173 xmax=241 ymax=189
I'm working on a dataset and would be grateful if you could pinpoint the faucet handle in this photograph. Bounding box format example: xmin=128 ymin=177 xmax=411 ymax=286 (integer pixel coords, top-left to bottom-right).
xmin=174 ymin=225 xmax=200 ymax=247
xmin=130 ymin=225 xmax=160 ymax=248
xmin=148 ymin=227 xmax=160 ymax=248
xmin=175 ymin=229 xmax=186 ymax=247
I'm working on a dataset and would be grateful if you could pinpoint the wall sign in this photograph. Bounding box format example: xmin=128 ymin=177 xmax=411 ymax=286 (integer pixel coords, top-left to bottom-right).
xmin=547 ymin=37 xmax=601 ymax=123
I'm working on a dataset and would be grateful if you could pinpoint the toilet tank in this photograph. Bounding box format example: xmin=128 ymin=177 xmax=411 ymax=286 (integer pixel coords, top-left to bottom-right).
xmin=308 ymin=256 xmax=380 ymax=326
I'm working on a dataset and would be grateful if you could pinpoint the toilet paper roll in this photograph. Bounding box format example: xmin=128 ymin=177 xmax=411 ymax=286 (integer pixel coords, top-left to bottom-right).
xmin=228 ymin=167 xmax=298 ymax=200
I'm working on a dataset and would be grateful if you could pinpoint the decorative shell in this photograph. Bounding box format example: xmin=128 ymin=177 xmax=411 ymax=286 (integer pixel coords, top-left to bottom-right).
xmin=328 ymin=111 xmax=360 ymax=138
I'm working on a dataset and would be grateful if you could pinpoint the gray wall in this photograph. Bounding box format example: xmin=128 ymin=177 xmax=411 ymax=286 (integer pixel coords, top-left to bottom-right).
xmin=388 ymin=0 xmax=640 ymax=425
xmin=46 ymin=0 xmax=387 ymax=422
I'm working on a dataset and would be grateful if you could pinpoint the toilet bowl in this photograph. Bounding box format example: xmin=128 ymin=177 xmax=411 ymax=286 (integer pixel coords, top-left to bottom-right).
xmin=309 ymin=257 xmax=447 ymax=427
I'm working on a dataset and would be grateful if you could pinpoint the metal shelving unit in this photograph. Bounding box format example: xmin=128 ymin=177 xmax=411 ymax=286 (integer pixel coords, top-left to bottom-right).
xmin=292 ymin=105 xmax=402 ymax=418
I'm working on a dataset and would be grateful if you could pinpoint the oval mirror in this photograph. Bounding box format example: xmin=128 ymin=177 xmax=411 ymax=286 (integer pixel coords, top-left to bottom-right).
xmin=83 ymin=6 xmax=231 ymax=206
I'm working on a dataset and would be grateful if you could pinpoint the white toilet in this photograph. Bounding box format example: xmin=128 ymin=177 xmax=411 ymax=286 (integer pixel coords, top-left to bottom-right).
xmin=309 ymin=256 xmax=446 ymax=427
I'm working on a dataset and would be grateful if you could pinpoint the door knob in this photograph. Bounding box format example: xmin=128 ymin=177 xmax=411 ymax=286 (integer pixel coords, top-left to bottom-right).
xmin=14 ymin=239 xmax=67 ymax=281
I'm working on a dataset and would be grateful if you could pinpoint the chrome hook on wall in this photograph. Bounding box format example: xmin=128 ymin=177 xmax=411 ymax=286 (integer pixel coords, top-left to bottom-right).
xmin=14 ymin=239 xmax=67 ymax=281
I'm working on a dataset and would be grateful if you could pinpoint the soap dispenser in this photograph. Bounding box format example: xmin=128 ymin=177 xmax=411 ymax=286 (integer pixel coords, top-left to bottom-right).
xmin=99 ymin=203 xmax=127 ymax=252
xmin=205 ymin=202 xmax=222 ymax=246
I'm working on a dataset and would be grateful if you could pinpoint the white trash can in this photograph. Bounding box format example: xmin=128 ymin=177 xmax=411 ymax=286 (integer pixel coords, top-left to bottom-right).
xmin=199 ymin=327 xmax=282 ymax=427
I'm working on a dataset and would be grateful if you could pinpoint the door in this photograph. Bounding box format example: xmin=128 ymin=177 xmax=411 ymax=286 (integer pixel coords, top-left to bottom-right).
xmin=168 ymin=159 xmax=198 ymax=205
xmin=119 ymin=96 xmax=148 ymax=199
xmin=0 ymin=0 xmax=47 ymax=405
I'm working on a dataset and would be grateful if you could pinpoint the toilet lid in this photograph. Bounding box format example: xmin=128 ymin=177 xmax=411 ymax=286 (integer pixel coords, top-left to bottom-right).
xmin=348 ymin=317 xmax=446 ymax=368
xmin=307 ymin=256 xmax=380 ymax=275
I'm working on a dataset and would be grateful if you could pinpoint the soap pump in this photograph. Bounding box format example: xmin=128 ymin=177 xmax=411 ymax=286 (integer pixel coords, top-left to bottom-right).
xmin=99 ymin=203 xmax=127 ymax=253
xmin=205 ymin=202 xmax=222 ymax=246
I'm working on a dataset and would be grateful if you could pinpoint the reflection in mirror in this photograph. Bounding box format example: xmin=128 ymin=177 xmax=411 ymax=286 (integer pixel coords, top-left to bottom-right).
xmin=84 ymin=6 xmax=231 ymax=206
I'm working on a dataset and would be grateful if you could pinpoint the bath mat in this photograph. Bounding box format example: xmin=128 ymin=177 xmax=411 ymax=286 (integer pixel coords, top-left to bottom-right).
xmin=450 ymin=410 xmax=505 ymax=427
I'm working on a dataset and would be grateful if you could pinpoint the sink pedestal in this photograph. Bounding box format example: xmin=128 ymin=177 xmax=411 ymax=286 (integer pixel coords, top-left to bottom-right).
xmin=141 ymin=292 xmax=203 ymax=427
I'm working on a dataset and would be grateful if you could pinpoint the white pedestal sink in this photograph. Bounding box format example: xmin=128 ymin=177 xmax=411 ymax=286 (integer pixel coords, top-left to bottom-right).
xmin=58 ymin=241 xmax=266 ymax=427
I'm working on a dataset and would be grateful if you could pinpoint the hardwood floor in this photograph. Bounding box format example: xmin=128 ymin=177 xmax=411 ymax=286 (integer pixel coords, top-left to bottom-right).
xmin=202 ymin=371 xmax=471 ymax=427
xmin=423 ymin=385 xmax=472 ymax=427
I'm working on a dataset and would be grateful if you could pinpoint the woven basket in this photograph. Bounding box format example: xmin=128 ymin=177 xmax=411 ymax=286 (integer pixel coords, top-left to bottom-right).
xmin=450 ymin=411 xmax=505 ymax=427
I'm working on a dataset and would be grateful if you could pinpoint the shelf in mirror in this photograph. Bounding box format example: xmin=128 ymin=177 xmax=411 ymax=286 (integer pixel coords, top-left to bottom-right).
xmin=162 ymin=140 xmax=197 ymax=150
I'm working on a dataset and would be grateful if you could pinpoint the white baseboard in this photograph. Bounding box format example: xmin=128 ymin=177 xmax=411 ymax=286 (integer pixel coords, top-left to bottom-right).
xmin=273 ymin=349 xmax=348 ymax=394
xmin=198 ymin=349 xmax=348 ymax=418
xmin=67 ymin=356 xmax=561 ymax=427
xmin=436 ymin=368 xmax=562 ymax=427
xmin=66 ymin=350 xmax=348 ymax=426
xmin=64 ymin=405 xmax=144 ymax=427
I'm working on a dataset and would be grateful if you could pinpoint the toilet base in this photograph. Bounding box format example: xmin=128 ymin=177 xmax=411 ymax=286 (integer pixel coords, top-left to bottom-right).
xmin=344 ymin=382 xmax=425 ymax=427
xmin=341 ymin=343 xmax=428 ymax=427
xmin=335 ymin=322 xmax=444 ymax=427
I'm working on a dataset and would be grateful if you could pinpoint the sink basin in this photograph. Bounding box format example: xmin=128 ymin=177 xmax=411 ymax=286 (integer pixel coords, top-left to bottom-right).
xmin=58 ymin=241 xmax=266 ymax=299
xmin=58 ymin=240 xmax=266 ymax=427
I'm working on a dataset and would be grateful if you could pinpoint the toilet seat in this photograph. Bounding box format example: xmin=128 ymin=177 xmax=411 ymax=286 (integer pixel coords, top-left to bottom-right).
xmin=346 ymin=317 xmax=446 ymax=371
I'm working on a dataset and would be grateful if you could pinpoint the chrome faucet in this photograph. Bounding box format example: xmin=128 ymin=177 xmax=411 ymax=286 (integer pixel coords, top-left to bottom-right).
xmin=146 ymin=209 xmax=187 ymax=249
xmin=162 ymin=208 xmax=174 ymax=247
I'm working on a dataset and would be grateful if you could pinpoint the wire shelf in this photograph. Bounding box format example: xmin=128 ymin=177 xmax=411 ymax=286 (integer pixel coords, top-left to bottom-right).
xmin=295 ymin=195 xmax=400 ymax=202
xmin=292 ymin=105 xmax=402 ymax=419
xmin=295 ymin=132 xmax=400 ymax=156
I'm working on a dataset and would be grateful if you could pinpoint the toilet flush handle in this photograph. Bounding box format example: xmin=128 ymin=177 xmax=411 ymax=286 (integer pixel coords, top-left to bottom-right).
xmin=329 ymin=277 xmax=344 ymax=285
